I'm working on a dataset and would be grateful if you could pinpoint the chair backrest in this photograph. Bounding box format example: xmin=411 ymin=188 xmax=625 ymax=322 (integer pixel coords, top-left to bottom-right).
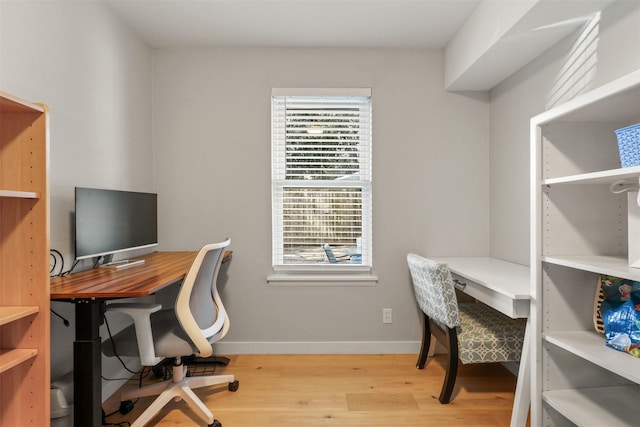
xmin=323 ymin=243 xmax=338 ymax=263
xmin=175 ymin=239 xmax=231 ymax=358
xmin=407 ymin=253 xmax=460 ymax=329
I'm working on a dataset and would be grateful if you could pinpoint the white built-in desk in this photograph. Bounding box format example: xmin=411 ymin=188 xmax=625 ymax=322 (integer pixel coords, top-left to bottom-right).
xmin=431 ymin=257 xmax=531 ymax=427
xmin=432 ymin=257 xmax=530 ymax=319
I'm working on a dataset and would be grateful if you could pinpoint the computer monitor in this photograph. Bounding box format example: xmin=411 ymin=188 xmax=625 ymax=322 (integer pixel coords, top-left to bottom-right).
xmin=74 ymin=187 xmax=158 ymax=262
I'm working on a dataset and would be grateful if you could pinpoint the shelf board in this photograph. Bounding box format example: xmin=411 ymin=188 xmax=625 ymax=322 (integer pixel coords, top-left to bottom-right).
xmin=0 ymin=190 xmax=39 ymax=199
xmin=0 ymin=91 xmax=45 ymax=113
xmin=543 ymin=386 xmax=640 ymax=427
xmin=542 ymin=255 xmax=640 ymax=281
xmin=0 ymin=348 xmax=38 ymax=374
xmin=0 ymin=306 xmax=39 ymax=326
xmin=543 ymin=166 xmax=640 ymax=185
xmin=532 ymin=69 xmax=640 ymax=124
xmin=544 ymin=330 xmax=640 ymax=384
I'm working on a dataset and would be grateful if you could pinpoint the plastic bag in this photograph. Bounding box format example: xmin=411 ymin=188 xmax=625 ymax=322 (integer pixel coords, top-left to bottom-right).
xmin=599 ymin=275 xmax=640 ymax=358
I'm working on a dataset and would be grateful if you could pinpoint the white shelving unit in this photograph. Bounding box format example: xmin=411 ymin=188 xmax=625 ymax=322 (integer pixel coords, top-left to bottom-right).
xmin=531 ymin=69 xmax=640 ymax=426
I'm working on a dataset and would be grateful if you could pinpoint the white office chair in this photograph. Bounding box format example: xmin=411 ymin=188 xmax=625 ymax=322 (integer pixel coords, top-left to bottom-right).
xmin=407 ymin=253 xmax=525 ymax=404
xmin=103 ymin=239 xmax=238 ymax=427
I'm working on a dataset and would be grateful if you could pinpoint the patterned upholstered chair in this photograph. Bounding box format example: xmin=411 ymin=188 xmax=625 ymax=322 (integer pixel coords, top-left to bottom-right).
xmin=407 ymin=253 xmax=526 ymax=404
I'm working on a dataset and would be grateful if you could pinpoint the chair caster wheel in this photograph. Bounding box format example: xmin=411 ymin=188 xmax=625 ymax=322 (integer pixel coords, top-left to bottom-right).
xmin=208 ymin=420 xmax=222 ymax=427
xmin=228 ymin=380 xmax=239 ymax=392
xmin=119 ymin=400 xmax=134 ymax=415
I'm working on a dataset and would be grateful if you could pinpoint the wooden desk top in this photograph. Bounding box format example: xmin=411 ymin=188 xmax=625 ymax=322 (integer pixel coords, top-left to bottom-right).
xmin=50 ymin=251 xmax=231 ymax=300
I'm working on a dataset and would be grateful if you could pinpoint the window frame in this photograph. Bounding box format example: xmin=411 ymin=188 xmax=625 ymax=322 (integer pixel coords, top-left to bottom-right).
xmin=269 ymin=88 xmax=376 ymax=284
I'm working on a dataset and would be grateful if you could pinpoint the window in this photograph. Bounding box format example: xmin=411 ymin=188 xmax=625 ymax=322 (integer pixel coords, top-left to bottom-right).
xmin=271 ymin=88 xmax=372 ymax=274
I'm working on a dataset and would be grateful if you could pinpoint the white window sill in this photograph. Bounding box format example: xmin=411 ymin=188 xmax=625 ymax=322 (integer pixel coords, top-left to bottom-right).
xmin=267 ymin=267 xmax=378 ymax=286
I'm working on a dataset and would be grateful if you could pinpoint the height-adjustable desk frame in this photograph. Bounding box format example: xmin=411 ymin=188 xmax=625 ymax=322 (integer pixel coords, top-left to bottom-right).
xmin=50 ymin=251 xmax=231 ymax=427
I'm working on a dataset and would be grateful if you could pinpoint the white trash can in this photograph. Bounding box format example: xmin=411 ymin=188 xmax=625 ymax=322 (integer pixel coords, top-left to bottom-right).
xmin=51 ymin=373 xmax=73 ymax=427
xmin=50 ymin=386 xmax=72 ymax=427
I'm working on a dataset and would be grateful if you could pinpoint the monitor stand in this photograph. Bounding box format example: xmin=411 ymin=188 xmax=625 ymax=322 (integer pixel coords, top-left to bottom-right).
xmin=99 ymin=255 xmax=145 ymax=269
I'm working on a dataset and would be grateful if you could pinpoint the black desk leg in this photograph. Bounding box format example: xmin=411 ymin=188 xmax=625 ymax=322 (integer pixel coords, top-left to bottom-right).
xmin=74 ymin=300 xmax=104 ymax=427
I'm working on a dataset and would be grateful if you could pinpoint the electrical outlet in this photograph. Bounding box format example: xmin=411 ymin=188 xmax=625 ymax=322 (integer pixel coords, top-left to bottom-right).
xmin=382 ymin=308 xmax=392 ymax=324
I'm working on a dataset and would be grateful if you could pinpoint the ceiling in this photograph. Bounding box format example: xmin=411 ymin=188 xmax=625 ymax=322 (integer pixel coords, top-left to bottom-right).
xmin=106 ymin=0 xmax=482 ymax=49
xmin=106 ymin=0 xmax=615 ymax=90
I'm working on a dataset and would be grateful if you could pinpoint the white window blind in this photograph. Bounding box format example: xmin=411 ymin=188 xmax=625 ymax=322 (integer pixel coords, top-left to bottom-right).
xmin=272 ymin=89 xmax=372 ymax=270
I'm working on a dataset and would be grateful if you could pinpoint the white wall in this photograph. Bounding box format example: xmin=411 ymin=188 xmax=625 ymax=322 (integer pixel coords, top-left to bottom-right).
xmin=489 ymin=0 xmax=640 ymax=265
xmin=3 ymin=0 xmax=637 ymax=403
xmin=3 ymin=0 xmax=636 ymax=413
xmin=0 ymin=1 xmax=153 ymax=385
xmin=0 ymin=0 xmax=490 ymax=404
xmin=152 ymin=48 xmax=490 ymax=353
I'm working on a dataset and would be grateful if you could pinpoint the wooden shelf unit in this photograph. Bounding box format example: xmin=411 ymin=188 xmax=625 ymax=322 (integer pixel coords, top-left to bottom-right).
xmin=0 ymin=91 xmax=50 ymax=426
xmin=531 ymin=69 xmax=640 ymax=426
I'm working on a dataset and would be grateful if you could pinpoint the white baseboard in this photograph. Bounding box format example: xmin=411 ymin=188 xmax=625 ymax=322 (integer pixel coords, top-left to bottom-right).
xmin=214 ymin=341 xmax=421 ymax=355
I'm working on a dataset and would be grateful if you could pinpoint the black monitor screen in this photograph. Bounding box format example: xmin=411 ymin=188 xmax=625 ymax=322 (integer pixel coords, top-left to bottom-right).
xmin=74 ymin=187 xmax=158 ymax=260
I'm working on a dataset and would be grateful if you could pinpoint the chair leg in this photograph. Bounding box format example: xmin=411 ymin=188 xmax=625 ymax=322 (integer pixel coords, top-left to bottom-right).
xmin=416 ymin=312 xmax=432 ymax=369
xmin=130 ymin=382 xmax=191 ymax=427
xmin=122 ymin=380 xmax=173 ymax=400
xmin=439 ymin=327 xmax=459 ymax=404
xmin=126 ymin=360 xmax=236 ymax=427
xmin=179 ymin=384 xmax=215 ymax=424
xmin=186 ymin=373 xmax=236 ymax=391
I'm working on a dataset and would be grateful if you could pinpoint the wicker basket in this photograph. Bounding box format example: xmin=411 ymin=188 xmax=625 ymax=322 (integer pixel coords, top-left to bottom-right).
xmin=593 ymin=276 xmax=605 ymax=334
xmin=615 ymin=123 xmax=640 ymax=167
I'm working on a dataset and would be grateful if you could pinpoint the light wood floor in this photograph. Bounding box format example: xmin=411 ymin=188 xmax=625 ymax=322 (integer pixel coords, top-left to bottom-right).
xmin=103 ymin=354 xmax=519 ymax=427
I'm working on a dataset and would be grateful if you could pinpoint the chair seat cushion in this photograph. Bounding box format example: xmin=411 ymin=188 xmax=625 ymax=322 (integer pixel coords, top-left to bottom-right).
xmin=103 ymin=309 xmax=199 ymax=359
xmin=457 ymin=303 xmax=526 ymax=364
xmin=151 ymin=309 xmax=200 ymax=357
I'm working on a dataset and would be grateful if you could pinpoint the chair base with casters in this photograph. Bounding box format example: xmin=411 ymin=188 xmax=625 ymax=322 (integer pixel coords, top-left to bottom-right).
xmin=121 ymin=357 xmax=238 ymax=427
